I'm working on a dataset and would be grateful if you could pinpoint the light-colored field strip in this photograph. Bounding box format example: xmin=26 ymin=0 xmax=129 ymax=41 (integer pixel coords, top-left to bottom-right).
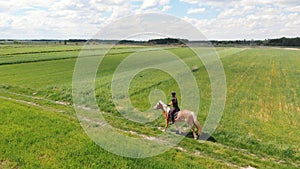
xmin=218 ymin=48 xmax=249 ymax=59
xmin=225 ymin=56 xmax=260 ymax=114
xmin=270 ymin=47 xmax=300 ymax=51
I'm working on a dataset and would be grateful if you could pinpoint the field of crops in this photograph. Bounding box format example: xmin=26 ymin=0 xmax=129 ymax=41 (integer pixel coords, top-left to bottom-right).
xmin=0 ymin=44 xmax=299 ymax=168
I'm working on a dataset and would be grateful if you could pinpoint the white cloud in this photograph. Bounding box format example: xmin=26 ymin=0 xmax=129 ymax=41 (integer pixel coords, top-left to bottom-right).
xmin=180 ymin=0 xmax=299 ymax=39
xmin=187 ymin=8 xmax=206 ymax=14
xmin=183 ymin=6 xmax=300 ymax=40
xmin=217 ymin=5 xmax=255 ymax=19
xmin=141 ymin=0 xmax=159 ymax=9
xmin=159 ymin=0 xmax=170 ymax=5
xmin=179 ymin=0 xmax=198 ymax=4
xmin=0 ymin=0 xmax=117 ymax=38
xmin=135 ymin=0 xmax=171 ymax=14
xmin=285 ymin=6 xmax=300 ymax=12
xmin=0 ymin=0 xmax=299 ymax=39
xmin=140 ymin=0 xmax=170 ymax=10
xmin=4 ymin=0 xmax=171 ymax=39
xmin=162 ymin=5 xmax=171 ymax=12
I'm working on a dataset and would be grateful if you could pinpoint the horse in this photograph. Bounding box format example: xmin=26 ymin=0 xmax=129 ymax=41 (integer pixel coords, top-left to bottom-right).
xmin=153 ymin=100 xmax=202 ymax=140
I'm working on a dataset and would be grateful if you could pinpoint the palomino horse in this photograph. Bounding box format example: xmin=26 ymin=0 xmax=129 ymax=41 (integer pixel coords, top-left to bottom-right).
xmin=153 ymin=100 xmax=202 ymax=139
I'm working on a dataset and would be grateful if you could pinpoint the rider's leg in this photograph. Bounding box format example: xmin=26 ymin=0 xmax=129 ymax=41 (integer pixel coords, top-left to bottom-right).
xmin=171 ymin=113 xmax=175 ymax=123
xmin=172 ymin=108 xmax=180 ymax=123
xmin=169 ymin=108 xmax=175 ymax=124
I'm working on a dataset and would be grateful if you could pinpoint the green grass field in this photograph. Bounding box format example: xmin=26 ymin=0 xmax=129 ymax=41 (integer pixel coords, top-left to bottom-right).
xmin=0 ymin=44 xmax=299 ymax=168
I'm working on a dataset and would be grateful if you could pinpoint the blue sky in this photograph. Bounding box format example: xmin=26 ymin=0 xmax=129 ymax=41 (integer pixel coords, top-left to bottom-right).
xmin=0 ymin=0 xmax=299 ymax=40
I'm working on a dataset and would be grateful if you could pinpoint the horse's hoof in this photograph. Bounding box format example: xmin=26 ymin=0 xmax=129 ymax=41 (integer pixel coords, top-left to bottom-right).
xmin=176 ymin=131 xmax=182 ymax=135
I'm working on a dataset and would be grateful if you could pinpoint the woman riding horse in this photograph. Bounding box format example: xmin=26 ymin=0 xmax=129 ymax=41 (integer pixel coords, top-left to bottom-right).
xmin=167 ymin=91 xmax=180 ymax=124
xmin=153 ymin=100 xmax=202 ymax=139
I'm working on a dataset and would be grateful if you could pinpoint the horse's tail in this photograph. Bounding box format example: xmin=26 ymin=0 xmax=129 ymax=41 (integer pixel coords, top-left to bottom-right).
xmin=191 ymin=112 xmax=202 ymax=136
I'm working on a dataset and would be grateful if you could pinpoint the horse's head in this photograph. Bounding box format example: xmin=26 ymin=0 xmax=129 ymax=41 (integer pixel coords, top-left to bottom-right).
xmin=153 ymin=100 xmax=164 ymax=110
xmin=154 ymin=100 xmax=170 ymax=113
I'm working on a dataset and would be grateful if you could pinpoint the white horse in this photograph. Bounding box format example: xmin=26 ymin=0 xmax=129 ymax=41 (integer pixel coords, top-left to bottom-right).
xmin=153 ymin=100 xmax=202 ymax=139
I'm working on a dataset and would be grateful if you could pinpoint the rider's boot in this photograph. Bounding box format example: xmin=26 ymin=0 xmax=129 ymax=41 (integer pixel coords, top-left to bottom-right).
xmin=169 ymin=113 xmax=174 ymax=125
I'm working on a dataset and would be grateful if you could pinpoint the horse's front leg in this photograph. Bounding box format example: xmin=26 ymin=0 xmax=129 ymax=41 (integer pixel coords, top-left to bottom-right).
xmin=164 ymin=118 xmax=169 ymax=131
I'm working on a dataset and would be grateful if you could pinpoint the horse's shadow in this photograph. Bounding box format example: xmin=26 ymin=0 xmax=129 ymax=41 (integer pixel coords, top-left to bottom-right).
xmin=169 ymin=128 xmax=217 ymax=142
xmin=184 ymin=131 xmax=217 ymax=142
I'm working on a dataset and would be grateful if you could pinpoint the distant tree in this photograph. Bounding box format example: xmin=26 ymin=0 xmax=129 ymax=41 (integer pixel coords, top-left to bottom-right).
xmin=148 ymin=38 xmax=188 ymax=45
xmin=267 ymin=37 xmax=300 ymax=46
xmin=13 ymin=40 xmax=19 ymax=44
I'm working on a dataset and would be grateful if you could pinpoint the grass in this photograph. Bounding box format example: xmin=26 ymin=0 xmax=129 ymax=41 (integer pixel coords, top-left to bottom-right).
xmin=0 ymin=44 xmax=299 ymax=168
xmin=0 ymin=98 xmax=233 ymax=169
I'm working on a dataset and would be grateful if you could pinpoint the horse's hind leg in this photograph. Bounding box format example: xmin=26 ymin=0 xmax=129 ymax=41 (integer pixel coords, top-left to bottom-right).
xmin=174 ymin=123 xmax=183 ymax=134
xmin=194 ymin=120 xmax=202 ymax=137
xmin=189 ymin=124 xmax=198 ymax=140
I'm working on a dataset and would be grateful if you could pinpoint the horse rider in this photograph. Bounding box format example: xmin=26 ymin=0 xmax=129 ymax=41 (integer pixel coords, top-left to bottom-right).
xmin=167 ymin=91 xmax=180 ymax=124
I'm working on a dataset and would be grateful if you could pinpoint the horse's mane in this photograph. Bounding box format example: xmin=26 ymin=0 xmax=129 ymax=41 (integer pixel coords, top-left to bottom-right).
xmin=158 ymin=100 xmax=165 ymax=105
xmin=159 ymin=100 xmax=170 ymax=112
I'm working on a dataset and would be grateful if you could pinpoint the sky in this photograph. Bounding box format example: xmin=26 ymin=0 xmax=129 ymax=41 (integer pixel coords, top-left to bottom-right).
xmin=0 ymin=0 xmax=299 ymax=40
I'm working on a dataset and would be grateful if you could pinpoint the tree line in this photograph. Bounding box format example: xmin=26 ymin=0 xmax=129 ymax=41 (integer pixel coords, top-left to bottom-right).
xmin=1 ymin=37 xmax=299 ymax=47
xmin=146 ymin=37 xmax=300 ymax=47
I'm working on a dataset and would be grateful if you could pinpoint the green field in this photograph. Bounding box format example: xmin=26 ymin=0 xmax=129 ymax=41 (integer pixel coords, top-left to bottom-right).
xmin=0 ymin=44 xmax=299 ymax=168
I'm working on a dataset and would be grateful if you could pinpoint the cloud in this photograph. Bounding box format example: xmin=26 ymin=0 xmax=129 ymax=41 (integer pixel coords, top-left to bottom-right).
xmin=180 ymin=0 xmax=299 ymax=39
xmin=0 ymin=0 xmax=174 ymax=39
xmin=183 ymin=7 xmax=300 ymax=40
xmin=217 ymin=5 xmax=255 ymax=18
xmin=141 ymin=0 xmax=158 ymax=9
xmin=162 ymin=5 xmax=171 ymax=12
xmin=136 ymin=0 xmax=171 ymax=14
xmin=140 ymin=0 xmax=170 ymax=9
xmin=0 ymin=0 xmax=299 ymax=39
xmin=3 ymin=1 xmax=129 ymax=38
xmin=187 ymin=8 xmax=206 ymax=14
xmin=179 ymin=0 xmax=198 ymax=4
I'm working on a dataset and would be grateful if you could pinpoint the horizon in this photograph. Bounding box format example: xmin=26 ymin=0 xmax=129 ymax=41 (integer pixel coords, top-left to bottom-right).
xmin=1 ymin=36 xmax=299 ymax=42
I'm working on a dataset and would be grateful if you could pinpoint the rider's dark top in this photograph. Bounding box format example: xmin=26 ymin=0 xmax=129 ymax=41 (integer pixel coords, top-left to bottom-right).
xmin=172 ymin=96 xmax=180 ymax=111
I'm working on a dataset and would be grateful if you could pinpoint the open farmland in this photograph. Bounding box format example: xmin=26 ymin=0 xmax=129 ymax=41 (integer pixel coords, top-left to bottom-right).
xmin=0 ymin=44 xmax=299 ymax=168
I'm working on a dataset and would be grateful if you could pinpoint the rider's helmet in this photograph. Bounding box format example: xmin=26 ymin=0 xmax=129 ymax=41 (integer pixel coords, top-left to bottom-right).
xmin=171 ymin=91 xmax=176 ymax=96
